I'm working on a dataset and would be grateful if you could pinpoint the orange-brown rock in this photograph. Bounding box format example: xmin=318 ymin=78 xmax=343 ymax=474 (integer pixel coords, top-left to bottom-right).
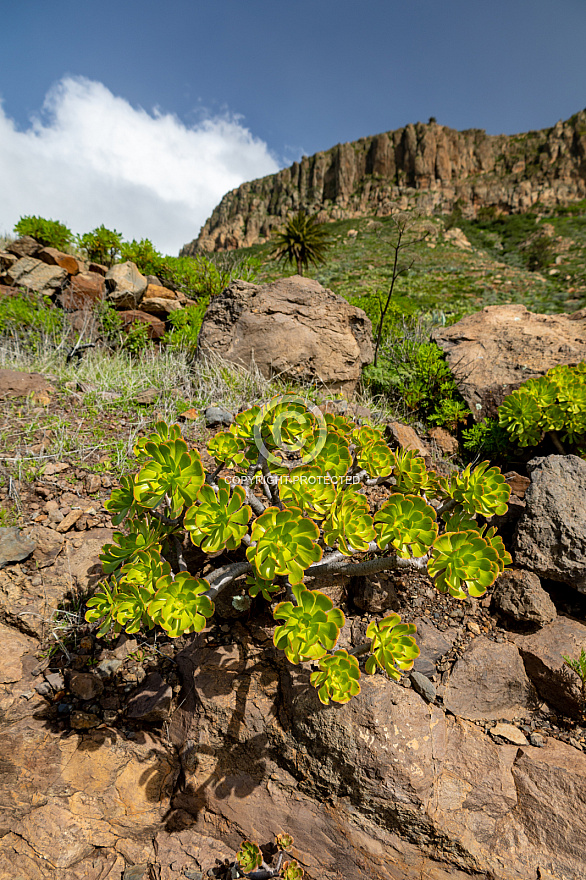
xmin=118 ymin=309 xmax=166 ymax=340
xmin=139 ymin=283 xmax=181 ymax=316
xmin=61 ymin=271 xmax=106 ymax=310
xmin=37 ymin=247 xmax=82 ymax=276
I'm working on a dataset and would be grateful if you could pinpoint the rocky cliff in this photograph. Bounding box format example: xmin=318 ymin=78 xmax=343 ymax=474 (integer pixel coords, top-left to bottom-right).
xmin=183 ymin=110 xmax=586 ymax=253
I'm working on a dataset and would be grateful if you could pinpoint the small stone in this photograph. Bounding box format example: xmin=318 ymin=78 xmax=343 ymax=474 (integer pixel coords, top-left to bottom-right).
xmin=409 ymin=671 xmax=436 ymax=703
xmin=205 ymin=405 xmax=234 ymax=427
xmin=69 ymin=671 xmax=104 ymax=701
xmin=95 ymin=658 xmax=123 ymax=679
xmin=0 ymin=527 xmax=36 ymax=568
xmin=490 ymin=723 xmax=529 ymax=745
xmin=55 ymin=510 xmax=84 ymax=533
xmin=467 ymin=620 xmax=481 ymax=635
xmin=34 ymin=681 xmax=53 ymax=697
xmin=45 ymin=671 xmax=65 ymax=691
xmin=70 ymin=710 xmax=100 ymax=730
xmin=123 ymin=865 xmax=149 ymax=880
xmin=135 ymin=387 xmax=158 ymax=405
xmin=178 ymin=407 xmax=199 ymax=421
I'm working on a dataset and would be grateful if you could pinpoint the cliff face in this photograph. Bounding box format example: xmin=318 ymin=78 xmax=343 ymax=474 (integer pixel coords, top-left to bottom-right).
xmin=182 ymin=111 xmax=586 ymax=254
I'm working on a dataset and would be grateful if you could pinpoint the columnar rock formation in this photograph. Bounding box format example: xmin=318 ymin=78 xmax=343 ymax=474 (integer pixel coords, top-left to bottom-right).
xmin=183 ymin=110 xmax=586 ymax=253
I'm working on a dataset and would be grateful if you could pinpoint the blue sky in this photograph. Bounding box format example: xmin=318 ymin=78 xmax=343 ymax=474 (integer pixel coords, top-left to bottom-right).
xmin=1 ymin=0 xmax=585 ymax=253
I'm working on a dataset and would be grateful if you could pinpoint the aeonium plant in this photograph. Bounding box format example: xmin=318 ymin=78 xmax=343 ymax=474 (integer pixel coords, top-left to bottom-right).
xmin=87 ymin=394 xmax=512 ymax=704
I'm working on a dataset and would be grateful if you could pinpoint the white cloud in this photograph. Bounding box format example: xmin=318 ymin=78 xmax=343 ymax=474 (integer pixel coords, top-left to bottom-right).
xmin=0 ymin=77 xmax=280 ymax=254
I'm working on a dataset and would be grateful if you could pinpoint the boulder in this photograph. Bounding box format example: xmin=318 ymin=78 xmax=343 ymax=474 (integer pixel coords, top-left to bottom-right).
xmin=492 ymin=568 xmax=557 ymax=627
xmin=6 ymin=236 xmax=41 ymax=258
xmin=0 ymin=528 xmax=36 ymax=569
xmin=138 ymin=283 xmax=181 ymax=316
xmin=61 ymin=271 xmax=105 ymax=310
xmin=514 ymin=455 xmax=586 ymax=591
xmin=118 ymin=310 xmax=166 ymax=340
xmin=513 ymin=616 xmax=586 ymax=717
xmin=105 ymin=261 xmax=147 ymax=309
xmin=197 ymin=276 xmax=373 ymax=395
xmin=442 ymin=635 xmax=536 ymax=721
xmin=0 ymin=252 xmax=17 ymax=275
xmin=5 ymin=256 xmax=67 ymax=294
xmin=37 ymin=247 xmax=82 ymax=275
xmin=433 ymin=304 xmax=586 ymax=419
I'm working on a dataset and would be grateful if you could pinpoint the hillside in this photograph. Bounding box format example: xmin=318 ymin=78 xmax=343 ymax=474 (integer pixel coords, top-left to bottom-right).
xmin=182 ymin=110 xmax=586 ymax=254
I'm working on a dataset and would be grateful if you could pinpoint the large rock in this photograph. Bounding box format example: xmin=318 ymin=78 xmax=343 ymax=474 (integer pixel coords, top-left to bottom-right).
xmin=37 ymin=246 xmax=82 ymax=276
xmin=514 ymin=455 xmax=586 ymax=591
xmin=0 ymin=528 xmax=35 ymax=569
xmin=5 ymin=256 xmax=67 ymax=294
xmin=513 ymin=616 xmax=586 ymax=717
xmin=138 ymin=283 xmax=181 ymax=316
xmin=432 ymin=304 xmax=586 ymax=419
xmin=118 ymin=309 xmax=166 ymax=340
xmin=197 ymin=276 xmax=373 ymax=394
xmin=168 ymin=638 xmax=586 ymax=880
xmin=442 ymin=635 xmax=536 ymax=721
xmin=105 ymin=261 xmax=147 ymax=309
xmin=61 ymin=271 xmax=106 ymax=310
xmin=492 ymin=568 xmax=557 ymax=627
xmin=6 ymin=236 xmax=41 ymax=258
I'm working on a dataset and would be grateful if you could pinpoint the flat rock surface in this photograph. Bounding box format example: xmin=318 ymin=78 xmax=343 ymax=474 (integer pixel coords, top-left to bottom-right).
xmin=0 ymin=369 xmax=55 ymax=400
xmin=433 ymin=304 xmax=586 ymax=418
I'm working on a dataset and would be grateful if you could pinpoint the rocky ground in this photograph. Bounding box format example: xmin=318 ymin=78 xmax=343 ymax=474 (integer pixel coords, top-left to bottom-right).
xmin=1 ymin=367 xmax=586 ymax=880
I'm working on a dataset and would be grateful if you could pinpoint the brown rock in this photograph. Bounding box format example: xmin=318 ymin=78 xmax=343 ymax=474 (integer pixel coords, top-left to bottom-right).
xmin=6 ymin=236 xmax=41 ymax=258
xmin=513 ymin=616 xmax=586 ymax=717
xmin=504 ymin=471 xmax=531 ymax=500
xmin=61 ymin=271 xmax=106 ymax=310
xmin=27 ymin=524 xmax=64 ymax=568
xmin=0 ymin=623 xmax=36 ymax=684
xmin=37 ymin=247 xmax=82 ymax=275
xmin=69 ymin=671 xmax=104 ymax=701
xmin=433 ymin=304 xmax=586 ymax=419
xmin=5 ymin=256 xmax=67 ymax=294
xmin=88 ymin=261 xmax=108 ymax=276
xmin=0 ymin=528 xmax=36 ymax=569
xmin=118 ymin=309 xmax=166 ymax=340
xmin=490 ymin=722 xmax=528 ymax=745
xmin=492 ymin=568 xmax=557 ymax=627
xmin=139 ymin=283 xmax=181 ymax=316
xmin=55 ymin=510 xmax=84 ymax=533
xmin=0 ymin=252 xmax=17 ymax=274
xmin=126 ymin=672 xmax=172 ymax=723
xmin=428 ymin=426 xmax=459 ymax=456
xmin=197 ymin=276 xmax=373 ymax=395
xmin=387 ymin=420 xmax=431 ymax=460
xmin=0 ymin=369 xmax=55 ymax=401
xmin=442 ymin=635 xmax=536 ymax=721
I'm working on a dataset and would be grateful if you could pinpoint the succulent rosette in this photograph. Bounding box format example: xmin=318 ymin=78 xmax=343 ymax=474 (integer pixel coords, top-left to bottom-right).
xmin=184 ymin=479 xmax=251 ymax=552
xmin=236 ymin=840 xmax=263 ymax=873
xmin=365 ymin=613 xmax=419 ymax=680
xmin=310 ymin=649 xmax=361 ymax=704
xmin=279 ymin=466 xmax=337 ymax=519
xmin=323 ymin=488 xmax=375 ymax=555
xmin=273 ymin=585 xmax=345 ymax=664
xmin=427 ymin=528 xmax=509 ymax=599
xmin=374 ymin=493 xmax=437 ymax=558
xmin=443 ymin=461 xmax=510 ymax=518
xmin=133 ymin=438 xmax=205 ymax=517
xmin=148 ymin=572 xmax=213 ymax=637
xmin=247 ymin=506 xmax=322 ymax=584
xmin=392 ymin=448 xmax=438 ymax=495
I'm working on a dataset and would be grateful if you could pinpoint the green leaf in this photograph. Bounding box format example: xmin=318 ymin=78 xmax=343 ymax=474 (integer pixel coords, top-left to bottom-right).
xmin=365 ymin=613 xmax=419 ymax=680
xmin=99 ymin=518 xmax=165 ymax=574
xmin=207 ymin=430 xmax=253 ymax=468
xmin=104 ymin=474 xmax=137 ymax=525
xmin=273 ymin=585 xmax=345 ymax=664
xmin=246 ymin=572 xmax=281 ymax=601
xmin=280 ymin=466 xmax=337 ymax=519
xmin=236 ymin=840 xmax=263 ymax=873
xmin=282 ymin=859 xmax=305 ymax=880
xmin=310 ymin=649 xmax=361 ymax=704
xmin=374 ymin=494 xmax=437 ymax=558
xmin=391 ymin=448 xmax=438 ymax=496
xmin=85 ymin=579 xmax=117 ymax=637
xmin=184 ymin=478 xmax=251 ymax=552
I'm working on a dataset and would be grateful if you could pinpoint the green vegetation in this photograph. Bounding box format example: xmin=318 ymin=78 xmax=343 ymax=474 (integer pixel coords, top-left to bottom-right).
xmin=563 ymin=648 xmax=586 ymax=710
xmin=77 ymin=224 xmax=123 ymax=267
xmin=87 ymin=401 xmax=511 ymax=704
xmin=270 ymin=210 xmax=332 ymax=275
xmin=0 ymin=291 xmax=65 ymax=353
xmin=14 ymin=215 xmax=74 ymax=250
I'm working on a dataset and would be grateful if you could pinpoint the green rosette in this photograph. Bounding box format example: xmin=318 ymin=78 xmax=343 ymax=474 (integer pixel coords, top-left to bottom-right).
xmin=133 ymin=438 xmax=205 ymax=517
xmin=323 ymin=489 xmax=375 ymax=555
xmin=184 ymin=479 xmax=251 ymax=553
xmin=247 ymin=506 xmax=322 ymax=584
xmin=365 ymin=613 xmax=419 ymax=680
xmin=374 ymin=493 xmax=437 ymax=558
xmin=428 ymin=529 xmax=504 ymax=599
xmin=148 ymin=572 xmax=213 ymax=637
xmin=310 ymin=649 xmax=361 ymax=704
xmin=273 ymin=585 xmax=345 ymax=664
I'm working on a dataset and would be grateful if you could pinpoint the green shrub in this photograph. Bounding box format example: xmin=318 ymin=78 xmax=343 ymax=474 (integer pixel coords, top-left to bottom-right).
xmin=121 ymin=320 xmax=151 ymax=356
xmin=77 ymin=225 xmax=123 ymax=267
xmin=87 ymin=401 xmax=511 ymax=705
xmin=498 ymin=362 xmax=586 ymax=453
xmin=0 ymin=291 xmax=64 ymax=350
xmin=13 ymin=215 xmax=73 ymax=250
xmin=461 ymin=419 xmax=512 ymax=459
xmin=163 ymin=300 xmax=208 ymax=350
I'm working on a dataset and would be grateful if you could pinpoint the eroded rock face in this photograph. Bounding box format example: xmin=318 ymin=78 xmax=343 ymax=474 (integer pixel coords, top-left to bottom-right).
xmin=514 ymin=455 xmax=586 ymax=591
xmin=492 ymin=568 xmax=557 ymax=627
xmin=432 ymin=304 xmax=586 ymax=419
xmin=197 ymin=276 xmax=373 ymax=394
xmin=183 ymin=111 xmax=586 ymax=253
xmin=5 ymin=256 xmax=67 ymax=294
